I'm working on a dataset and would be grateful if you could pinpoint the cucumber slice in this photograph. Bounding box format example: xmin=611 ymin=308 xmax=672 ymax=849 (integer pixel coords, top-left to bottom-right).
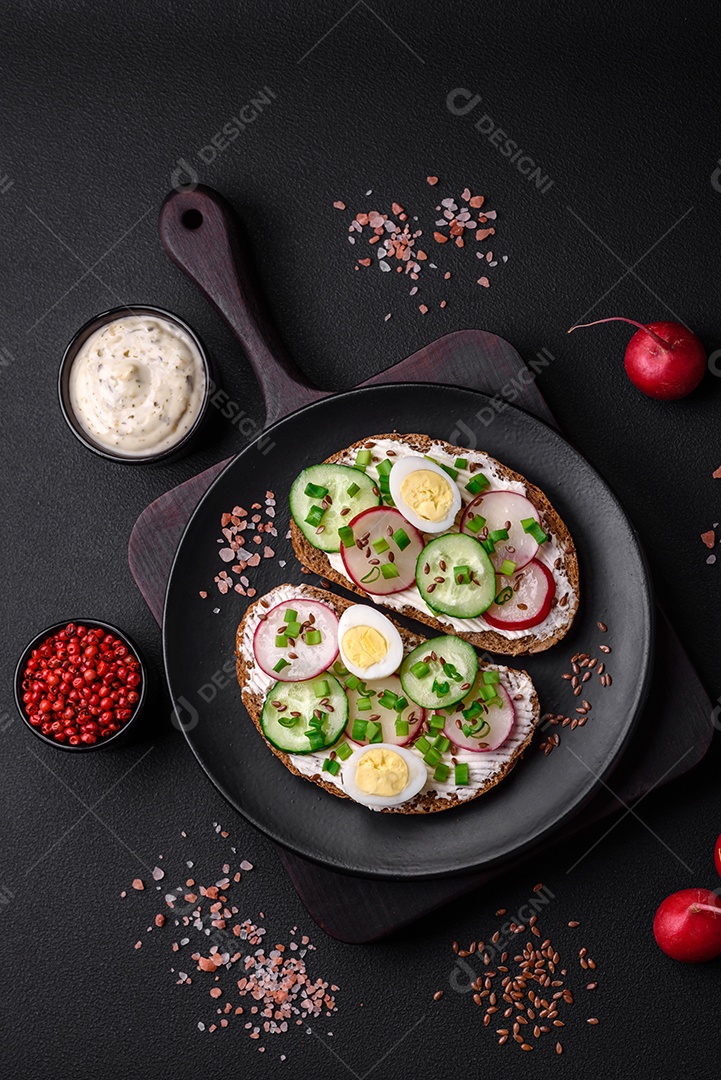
xmin=290 ymin=464 xmax=381 ymax=553
xmin=260 ymin=675 xmax=348 ymax=753
xmin=399 ymin=635 xmax=478 ymax=709
xmin=416 ymin=534 xmax=496 ymax=618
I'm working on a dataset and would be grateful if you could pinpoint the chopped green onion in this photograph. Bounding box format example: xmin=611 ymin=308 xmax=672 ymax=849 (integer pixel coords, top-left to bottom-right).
xmin=356 ymin=698 xmax=372 ymax=713
xmin=278 ymin=715 xmax=298 ymax=728
xmin=308 ymin=712 xmax=326 ymax=728
xmin=347 ymin=481 xmax=360 ymax=498
xmin=424 ymin=746 xmax=442 ymax=767
xmin=284 ymin=609 xmax=298 ymax=622
xmin=336 ymin=742 xmax=353 ymax=761
xmin=442 ymin=662 xmax=463 ymax=682
xmin=313 ymin=679 xmax=330 ymax=698
xmin=304 ymin=505 xmax=325 ymax=528
xmin=453 ymin=564 xmax=471 ymax=585
xmin=351 ymin=719 xmax=368 ymax=741
xmin=345 ymin=673 xmax=360 ymax=690
xmin=394 ymin=696 xmax=408 ymax=713
xmin=482 ymin=670 xmax=500 ymax=685
xmin=338 ymin=525 xmax=355 ymax=548
xmin=499 ymin=559 xmax=517 ymax=576
xmin=462 ymin=701 xmax=483 ymax=722
xmin=395 ymin=718 xmax=409 ymax=737
xmin=425 ymin=454 xmax=458 ymax=481
xmin=433 ymin=734 xmax=450 ymax=753
xmin=284 ymin=620 xmax=302 ymax=639
xmin=357 ymin=682 xmax=375 ymax=698
xmin=483 ymin=528 xmax=509 ymax=554
xmin=381 ymin=562 xmax=400 ymax=579
xmin=415 ymin=735 xmax=431 ymax=755
xmin=392 ymin=527 xmax=410 ymax=550
xmin=461 ymin=723 xmax=473 ymax=737
xmin=365 ymin=720 xmax=382 ymax=743
xmin=454 ymin=762 xmax=469 ymax=785
xmin=274 ymin=634 xmax=288 ymax=648
xmin=323 ymin=758 xmax=341 ymax=776
xmin=273 ymin=657 xmax=290 ymax=673
xmin=429 ymin=713 xmax=446 ymax=731
xmin=454 ymin=457 xmax=468 ymax=469
xmin=432 ymin=679 xmax=450 ymax=697
xmin=465 ymin=474 xmax=490 ymax=495
xmin=304 ymin=481 xmax=328 ymax=499
xmin=361 ymin=566 xmax=381 ymax=584
xmin=494 ymin=585 xmax=514 ymax=606
xmin=479 ymin=684 xmax=498 ymax=701
xmin=305 ymin=629 xmax=322 ymax=646
xmin=378 ymin=689 xmax=398 ymax=710
xmin=355 ymin=449 xmax=372 ymax=470
xmin=333 ymin=660 xmax=349 ymax=676
xmin=305 ymin=730 xmax=325 ymax=751
xmin=465 ymin=513 xmax=485 ymax=534
xmin=471 ymin=719 xmax=491 ymax=738
xmin=410 ymin=661 xmax=430 ymax=679
xmin=372 ymin=537 xmax=390 ymax=554
xmin=377 ymin=458 xmax=393 ymax=477
xmin=521 ymin=517 xmax=548 ymax=544
xmin=434 ymin=762 xmax=450 ymax=783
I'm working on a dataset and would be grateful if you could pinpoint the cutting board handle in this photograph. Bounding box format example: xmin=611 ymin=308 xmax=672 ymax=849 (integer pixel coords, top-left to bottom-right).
xmin=159 ymin=185 xmax=325 ymax=425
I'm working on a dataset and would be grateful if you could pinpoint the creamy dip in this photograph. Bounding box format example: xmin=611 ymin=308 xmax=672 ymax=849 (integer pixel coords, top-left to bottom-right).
xmin=68 ymin=314 xmax=206 ymax=457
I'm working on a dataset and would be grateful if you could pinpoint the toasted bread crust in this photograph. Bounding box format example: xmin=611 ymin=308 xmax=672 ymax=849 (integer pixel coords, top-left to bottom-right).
xmin=290 ymin=433 xmax=579 ymax=656
xmin=236 ymin=584 xmax=540 ymax=813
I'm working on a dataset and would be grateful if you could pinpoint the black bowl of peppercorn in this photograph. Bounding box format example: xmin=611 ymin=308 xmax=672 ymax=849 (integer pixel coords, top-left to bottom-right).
xmin=14 ymin=619 xmax=150 ymax=751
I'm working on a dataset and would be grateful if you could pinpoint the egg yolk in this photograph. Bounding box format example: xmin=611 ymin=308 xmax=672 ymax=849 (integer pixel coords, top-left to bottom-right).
xmin=355 ymin=748 xmax=409 ymax=797
xmin=342 ymin=625 xmax=388 ymax=670
xmin=400 ymin=469 xmax=454 ymax=522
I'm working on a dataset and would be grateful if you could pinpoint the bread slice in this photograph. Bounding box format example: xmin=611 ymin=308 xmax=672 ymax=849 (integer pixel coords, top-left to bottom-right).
xmin=236 ymin=583 xmax=540 ymax=814
xmin=290 ymin=433 xmax=579 ymax=656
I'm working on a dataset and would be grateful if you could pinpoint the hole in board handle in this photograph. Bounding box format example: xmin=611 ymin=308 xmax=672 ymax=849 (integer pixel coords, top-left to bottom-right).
xmin=181 ymin=208 xmax=203 ymax=230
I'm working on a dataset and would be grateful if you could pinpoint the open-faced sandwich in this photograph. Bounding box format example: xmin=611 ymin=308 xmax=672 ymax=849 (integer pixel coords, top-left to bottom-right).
xmin=288 ymin=433 xmax=579 ymax=656
xmin=236 ymin=583 xmax=540 ymax=813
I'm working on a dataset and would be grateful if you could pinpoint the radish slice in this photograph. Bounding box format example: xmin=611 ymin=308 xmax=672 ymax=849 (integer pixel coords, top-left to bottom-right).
xmin=484 ymin=559 xmax=555 ymax=630
xmin=443 ymin=682 xmax=515 ymax=752
xmin=253 ymin=598 xmax=339 ymax=682
xmin=461 ymin=489 xmax=540 ymax=570
xmin=345 ymin=673 xmax=425 ymax=746
xmin=341 ymin=506 xmax=425 ymax=595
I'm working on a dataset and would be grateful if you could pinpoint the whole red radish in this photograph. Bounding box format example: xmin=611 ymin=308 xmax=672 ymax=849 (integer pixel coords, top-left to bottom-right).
xmin=568 ymin=317 xmax=706 ymax=400
xmin=715 ymin=833 xmax=721 ymax=880
xmin=653 ymin=888 xmax=721 ymax=962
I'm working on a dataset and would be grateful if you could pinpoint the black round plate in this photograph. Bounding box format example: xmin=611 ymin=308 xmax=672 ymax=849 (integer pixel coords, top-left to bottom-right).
xmin=163 ymin=384 xmax=653 ymax=879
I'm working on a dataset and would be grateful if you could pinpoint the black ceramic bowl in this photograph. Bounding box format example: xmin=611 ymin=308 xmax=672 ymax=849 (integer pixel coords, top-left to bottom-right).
xmin=14 ymin=619 xmax=150 ymax=752
xmin=58 ymin=304 xmax=214 ymax=465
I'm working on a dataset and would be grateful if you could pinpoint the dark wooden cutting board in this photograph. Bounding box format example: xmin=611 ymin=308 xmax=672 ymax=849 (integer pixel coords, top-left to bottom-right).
xmin=129 ymin=328 xmax=713 ymax=941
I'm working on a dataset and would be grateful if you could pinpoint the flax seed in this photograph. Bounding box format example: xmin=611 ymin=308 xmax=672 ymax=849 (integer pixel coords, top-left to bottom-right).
xmin=587 ymin=1017 xmax=599 ymax=1025
xmin=556 ymin=1042 xmax=563 ymax=1054
xmin=433 ymin=990 xmax=444 ymax=1001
